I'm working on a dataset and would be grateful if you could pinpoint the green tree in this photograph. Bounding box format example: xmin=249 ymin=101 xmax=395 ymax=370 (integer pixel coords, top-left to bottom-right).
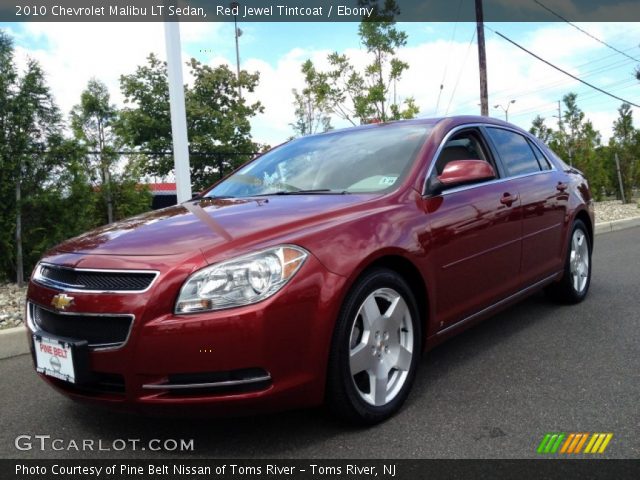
xmin=300 ymin=0 xmax=418 ymax=126
xmin=186 ymin=59 xmax=263 ymax=188
xmin=0 ymin=31 xmax=62 ymax=285
xmin=357 ymin=0 xmax=415 ymax=122
xmin=22 ymin=138 xmax=101 ymax=269
xmin=608 ymin=103 xmax=638 ymax=202
xmin=290 ymin=60 xmax=332 ymax=137
xmin=0 ymin=32 xmax=18 ymax=281
xmin=550 ymin=93 xmax=608 ymax=199
xmin=561 ymin=93 xmax=584 ymax=166
xmin=529 ymin=115 xmax=554 ymax=144
xmin=117 ymin=54 xmax=171 ymax=175
xmin=118 ymin=54 xmax=264 ymax=190
xmin=108 ymin=156 xmax=152 ymax=220
xmin=70 ymin=79 xmax=119 ymax=223
xmin=0 ymin=31 xmax=149 ymax=283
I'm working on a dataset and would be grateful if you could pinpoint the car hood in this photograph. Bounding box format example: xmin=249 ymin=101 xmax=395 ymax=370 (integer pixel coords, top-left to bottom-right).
xmin=52 ymin=195 xmax=377 ymax=258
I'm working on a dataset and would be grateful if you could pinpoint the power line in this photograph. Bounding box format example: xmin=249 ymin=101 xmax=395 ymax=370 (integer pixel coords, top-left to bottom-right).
xmin=490 ymin=57 xmax=635 ymax=99
xmin=434 ymin=0 xmax=464 ymax=115
xmin=533 ymin=0 xmax=640 ymax=63
xmin=506 ymin=79 xmax=640 ymax=119
xmin=442 ymin=34 xmax=639 ymax=115
xmin=445 ymin=27 xmax=476 ymax=116
xmin=493 ymin=80 xmax=640 ymax=125
xmin=491 ymin=29 xmax=640 ymax=108
xmin=448 ymin=55 xmax=636 ymax=114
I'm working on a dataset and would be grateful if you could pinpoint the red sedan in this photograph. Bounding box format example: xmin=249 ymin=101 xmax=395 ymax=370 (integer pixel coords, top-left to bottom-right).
xmin=27 ymin=116 xmax=594 ymax=424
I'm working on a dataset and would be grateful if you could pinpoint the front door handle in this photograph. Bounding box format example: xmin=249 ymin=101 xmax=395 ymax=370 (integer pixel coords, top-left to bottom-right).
xmin=500 ymin=193 xmax=518 ymax=206
xmin=556 ymin=182 xmax=568 ymax=192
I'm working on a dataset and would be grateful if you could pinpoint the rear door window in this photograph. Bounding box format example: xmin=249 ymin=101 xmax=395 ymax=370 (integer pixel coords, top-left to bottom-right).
xmin=485 ymin=128 xmax=542 ymax=177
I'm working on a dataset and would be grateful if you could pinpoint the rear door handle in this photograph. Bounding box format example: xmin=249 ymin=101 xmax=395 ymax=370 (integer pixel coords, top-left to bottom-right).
xmin=556 ymin=182 xmax=568 ymax=192
xmin=500 ymin=193 xmax=518 ymax=206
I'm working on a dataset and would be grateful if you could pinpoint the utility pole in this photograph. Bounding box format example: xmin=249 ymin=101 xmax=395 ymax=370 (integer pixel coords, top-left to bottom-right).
xmin=231 ymin=2 xmax=242 ymax=100
xmin=476 ymin=0 xmax=489 ymax=116
xmin=553 ymin=100 xmax=571 ymax=165
xmin=614 ymin=152 xmax=626 ymax=203
xmin=393 ymin=78 xmax=397 ymax=107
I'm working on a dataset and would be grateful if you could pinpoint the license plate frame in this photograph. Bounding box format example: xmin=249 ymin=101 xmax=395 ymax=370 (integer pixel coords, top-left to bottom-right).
xmin=32 ymin=332 xmax=90 ymax=384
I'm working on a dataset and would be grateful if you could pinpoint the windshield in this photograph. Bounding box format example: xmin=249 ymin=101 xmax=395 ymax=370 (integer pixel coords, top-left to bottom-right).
xmin=206 ymin=123 xmax=432 ymax=198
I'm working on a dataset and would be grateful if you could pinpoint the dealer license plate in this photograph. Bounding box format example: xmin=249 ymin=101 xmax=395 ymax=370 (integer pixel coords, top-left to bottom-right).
xmin=33 ymin=334 xmax=76 ymax=383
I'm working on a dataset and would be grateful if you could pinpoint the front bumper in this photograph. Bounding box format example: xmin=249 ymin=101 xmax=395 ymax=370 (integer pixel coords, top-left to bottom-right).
xmin=26 ymin=252 xmax=347 ymax=415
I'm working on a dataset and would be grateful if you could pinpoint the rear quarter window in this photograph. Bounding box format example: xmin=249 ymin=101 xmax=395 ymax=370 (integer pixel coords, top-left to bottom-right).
xmin=527 ymin=139 xmax=553 ymax=171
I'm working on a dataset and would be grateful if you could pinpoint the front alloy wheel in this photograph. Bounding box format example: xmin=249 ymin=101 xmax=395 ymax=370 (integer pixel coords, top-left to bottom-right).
xmin=327 ymin=268 xmax=421 ymax=424
xmin=349 ymin=288 xmax=414 ymax=407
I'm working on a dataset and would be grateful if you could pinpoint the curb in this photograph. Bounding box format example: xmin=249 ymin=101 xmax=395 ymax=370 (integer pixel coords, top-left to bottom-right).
xmin=0 ymin=217 xmax=638 ymax=361
xmin=0 ymin=325 xmax=28 ymax=360
xmin=594 ymin=216 xmax=640 ymax=236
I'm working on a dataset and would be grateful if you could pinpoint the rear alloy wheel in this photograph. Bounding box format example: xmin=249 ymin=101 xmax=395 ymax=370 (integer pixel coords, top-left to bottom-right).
xmin=545 ymin=219 xmax=592 ymax=304
xmin=327 ymin=269 xmax=421 ymax=424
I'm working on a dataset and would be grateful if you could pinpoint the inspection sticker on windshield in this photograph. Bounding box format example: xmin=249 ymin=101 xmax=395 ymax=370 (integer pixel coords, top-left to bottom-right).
xmin=379 ymin=176 xmax=397 ymax=186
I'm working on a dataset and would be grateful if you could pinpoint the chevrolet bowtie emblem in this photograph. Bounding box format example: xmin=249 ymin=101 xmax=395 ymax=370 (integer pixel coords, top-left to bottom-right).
xmin=51 ymin=294 xmax=74 ymax=310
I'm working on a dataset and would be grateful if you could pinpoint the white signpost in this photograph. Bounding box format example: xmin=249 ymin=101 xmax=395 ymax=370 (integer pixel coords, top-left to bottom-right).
xmin=164 ymin=21 xmax=192 ymax=202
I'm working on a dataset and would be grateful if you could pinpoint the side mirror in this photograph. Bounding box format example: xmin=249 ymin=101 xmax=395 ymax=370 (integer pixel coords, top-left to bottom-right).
xmin=430 ymin=160 xmax=496 ymax=194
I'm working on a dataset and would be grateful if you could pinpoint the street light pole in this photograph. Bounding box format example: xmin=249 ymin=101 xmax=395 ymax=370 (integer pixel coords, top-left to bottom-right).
xmin=231 ymin=2 xmax=242 ymax=100
xmin=494 ymin=99 xmax=516 ymax=122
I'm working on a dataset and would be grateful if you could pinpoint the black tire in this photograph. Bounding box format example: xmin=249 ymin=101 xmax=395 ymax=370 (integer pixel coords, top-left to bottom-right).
xmin=545 ymin=219 xmax=592 ymax=304
xmin=326 ymin=268 xmax=422 ymax=425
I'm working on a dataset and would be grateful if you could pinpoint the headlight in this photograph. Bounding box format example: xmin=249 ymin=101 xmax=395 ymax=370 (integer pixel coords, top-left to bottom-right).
xmin=175 ymin=245 xmax=308 ymax=314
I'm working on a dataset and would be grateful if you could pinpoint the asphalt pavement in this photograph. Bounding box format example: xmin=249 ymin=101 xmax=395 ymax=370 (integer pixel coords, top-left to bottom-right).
xmin=1 ymin=227 xmax=639 ymax=459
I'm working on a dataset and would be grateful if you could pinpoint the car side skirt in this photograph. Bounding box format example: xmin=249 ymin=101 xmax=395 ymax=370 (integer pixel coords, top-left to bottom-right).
xmin=426 ymin=271 xmax=562 ymax=348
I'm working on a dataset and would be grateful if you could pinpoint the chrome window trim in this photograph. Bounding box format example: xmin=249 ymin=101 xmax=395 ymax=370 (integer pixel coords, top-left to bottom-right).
xmin=34 ymin=262 xmax=160 ymax=294
xmin=438 ymin=169 xmax=557 ymax=196
xmin=142 ymin=375 xmax=272 ymax=390
xmin=422 ymin=123 xmax=557 ymax=196
xmin=26 ymin=301 xmax=135 ymax=351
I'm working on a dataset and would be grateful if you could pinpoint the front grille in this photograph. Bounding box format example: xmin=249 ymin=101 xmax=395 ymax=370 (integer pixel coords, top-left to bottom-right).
xmin=31 ymin=303 xmax=133 ymax=349
xmin=37 ymin=264 xmax=157 ymax=292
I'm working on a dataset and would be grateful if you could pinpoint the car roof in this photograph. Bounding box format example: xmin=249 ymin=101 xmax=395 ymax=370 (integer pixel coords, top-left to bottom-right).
xmin=308 ymin=115 xmax=526 ymax=138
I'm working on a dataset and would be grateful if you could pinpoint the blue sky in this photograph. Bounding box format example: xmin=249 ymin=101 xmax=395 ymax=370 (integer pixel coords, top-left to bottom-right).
xmin=2 ymin=21 xmax=640 ymax=146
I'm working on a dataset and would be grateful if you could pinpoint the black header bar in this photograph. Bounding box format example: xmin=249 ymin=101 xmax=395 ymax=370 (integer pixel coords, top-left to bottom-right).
xmin=3 ymin=0 xmax=640 ymax=22
xmin=3 ymin=459 xmax=640 ymax=480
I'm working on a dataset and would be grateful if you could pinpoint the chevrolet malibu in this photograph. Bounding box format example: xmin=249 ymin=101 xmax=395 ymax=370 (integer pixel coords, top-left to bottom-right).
xmin=27 ymin=116 xmax=594 ymax=424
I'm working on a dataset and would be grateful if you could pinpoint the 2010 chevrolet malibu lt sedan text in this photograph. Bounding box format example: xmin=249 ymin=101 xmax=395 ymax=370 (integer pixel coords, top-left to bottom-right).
xmin=27 ymin=116 xmax=594 ymax=424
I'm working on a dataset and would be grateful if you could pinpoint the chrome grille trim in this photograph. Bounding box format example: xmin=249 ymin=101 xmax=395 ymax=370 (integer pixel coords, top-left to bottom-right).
xmin=33 ymin=263 xmax=159 ymax=294
xmin=26 ymin=302 xmax=135 ymax=351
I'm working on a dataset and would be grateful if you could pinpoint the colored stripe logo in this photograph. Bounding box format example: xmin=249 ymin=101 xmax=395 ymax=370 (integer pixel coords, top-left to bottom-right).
xmin=537 ymin=433 xmax=613 ymax=454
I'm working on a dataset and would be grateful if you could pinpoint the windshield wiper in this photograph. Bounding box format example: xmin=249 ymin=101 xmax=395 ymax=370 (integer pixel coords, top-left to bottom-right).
xmin=259 ymin=189 xmax=349 ymax=196
xmin=200 ymin=195 xmax=236 ymax=200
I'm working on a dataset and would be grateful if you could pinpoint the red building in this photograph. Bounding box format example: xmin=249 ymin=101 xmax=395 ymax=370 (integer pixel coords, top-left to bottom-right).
xmin=147 ymin=182 xmax=177 ymax=209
